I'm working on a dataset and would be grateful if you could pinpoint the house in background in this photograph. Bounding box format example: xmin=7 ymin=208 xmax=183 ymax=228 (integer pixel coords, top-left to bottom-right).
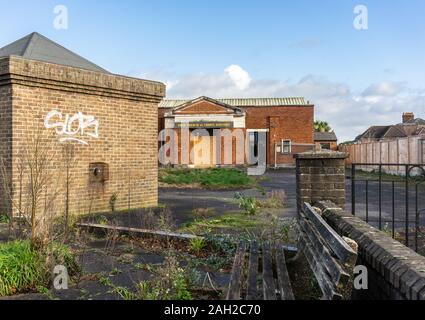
xmin=355 ymin=112 xmax=425 ymax=143
xmin=158 ymin=96 xmax=315 ymax=167
xmin=314 ymin=131 xmax=338 ymax=151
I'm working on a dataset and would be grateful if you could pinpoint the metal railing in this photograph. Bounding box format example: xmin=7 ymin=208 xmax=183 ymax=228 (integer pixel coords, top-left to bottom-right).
xmin=349 ymin=163 xmax=425 ymax=253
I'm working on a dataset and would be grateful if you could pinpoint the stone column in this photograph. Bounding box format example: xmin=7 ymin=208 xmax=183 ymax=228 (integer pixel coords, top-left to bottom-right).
xmin=295 ymin=150 xmax=348 ymax=212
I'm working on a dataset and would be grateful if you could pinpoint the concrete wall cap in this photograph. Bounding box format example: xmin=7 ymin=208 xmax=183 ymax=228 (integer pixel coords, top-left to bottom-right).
xmin=294 ymin=150 xmax=348 ymax=160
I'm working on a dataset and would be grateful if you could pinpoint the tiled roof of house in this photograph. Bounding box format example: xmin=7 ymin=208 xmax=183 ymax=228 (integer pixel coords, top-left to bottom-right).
xmin=159 ymin=97 xmax=310 ymax=108
xmin=314 ymin=131 xmax=338 ymax=141
xmin=0 ymin=32 xmax=109 ymax=73
xmin=356 ymin=119 xmax=425 ymax=141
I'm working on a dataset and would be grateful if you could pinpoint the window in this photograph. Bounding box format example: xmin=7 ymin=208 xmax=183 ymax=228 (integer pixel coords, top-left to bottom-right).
xmin=320 ymin=142 xmax=331 ymax=150
xmin=281 ymin=140 xmax=291 ymax=154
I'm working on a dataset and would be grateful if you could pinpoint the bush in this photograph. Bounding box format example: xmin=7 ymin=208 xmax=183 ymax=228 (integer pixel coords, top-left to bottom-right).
xmin=0 ymin=240 xmax=46 ymax=296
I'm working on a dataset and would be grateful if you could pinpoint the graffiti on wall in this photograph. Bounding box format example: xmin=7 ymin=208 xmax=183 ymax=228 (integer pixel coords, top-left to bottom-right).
xmin=44 ymin=110 xmax=99 ymax=145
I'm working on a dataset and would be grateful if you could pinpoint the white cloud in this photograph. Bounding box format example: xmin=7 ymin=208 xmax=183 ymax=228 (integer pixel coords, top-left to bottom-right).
xmin=362 ymin=81 xmax=405 ymax=97
xmin=143 ymin=66 xmax=425 ymax=142
xmin=225 ymin=65 xmax=252 ymax=90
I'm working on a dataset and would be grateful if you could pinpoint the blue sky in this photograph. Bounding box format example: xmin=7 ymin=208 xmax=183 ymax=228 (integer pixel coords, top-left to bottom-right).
xmin=1 ymin=0 xmax=424 ymax=141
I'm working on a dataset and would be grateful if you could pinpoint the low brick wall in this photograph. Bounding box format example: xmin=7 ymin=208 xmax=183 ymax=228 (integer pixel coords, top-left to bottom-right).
xmin=316 ymin=201 xmax=425 ymax=300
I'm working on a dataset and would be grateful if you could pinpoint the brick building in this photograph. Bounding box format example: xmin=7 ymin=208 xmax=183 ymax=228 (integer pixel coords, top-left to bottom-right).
xmin=0 ymin=32 xmax=165 ymax=218
xmin=158 ymin=96 xmax=314 ymax=167
xmin=314 ymin=132 xmax=338 ymax=151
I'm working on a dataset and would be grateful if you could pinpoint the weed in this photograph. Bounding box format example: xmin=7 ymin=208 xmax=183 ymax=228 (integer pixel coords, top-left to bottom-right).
xmin=0 ymin=240 xmax=46 ymax=296
xmin=96 ymin=215 xmax=109 ymax=226
xmin=135 ymin=252 xmax=192 ymax=300
xmin=112 ymin=286 xmax=135 ymax=300
xmin=98 ymin=276 xmax=113 ymax=287
xmin=110 ymin=268 xmax=122 ymax=276
xmin=192 ymin=208 xmax=214 ymax=220
xmin=0 ymin=214 xmax=10 ymax=224
xmin=134 ymin=263 xmax=156 ymax=273
xmin=189 ymin=237 xmax=207 ymax=253
xmin=234 ymin=192 xmax=259 ymax=215
xmin=260 ymin=190 xmax=286 ymax=209
xmin=109 ymin=193 xmax=118 ymax=212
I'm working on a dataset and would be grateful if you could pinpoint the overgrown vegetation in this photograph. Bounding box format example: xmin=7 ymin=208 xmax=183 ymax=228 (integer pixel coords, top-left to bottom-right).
xmin=99 ymin=251 xmax=195 ymax=300
xmin=0 ymin=240 xmax=78 ymax=296
xmin=159 ymin=168 xmax=256 ymax=189
xmin=234 ymin=192 xmax=259 ymax=215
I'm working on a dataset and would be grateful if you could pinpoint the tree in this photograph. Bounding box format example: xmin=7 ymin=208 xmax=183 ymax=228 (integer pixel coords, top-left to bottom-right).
xmin=314 ymin=120 xmax=332 ymax=133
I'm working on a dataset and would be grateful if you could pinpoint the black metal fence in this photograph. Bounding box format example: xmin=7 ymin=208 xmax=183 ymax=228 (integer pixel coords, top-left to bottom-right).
xmin=349 ymin=163 xmax=425 ymax=253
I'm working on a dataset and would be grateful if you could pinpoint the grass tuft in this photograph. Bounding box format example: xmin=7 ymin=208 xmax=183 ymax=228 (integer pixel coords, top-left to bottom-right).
xmin=0 ymin=240 xmax=46 ymax=296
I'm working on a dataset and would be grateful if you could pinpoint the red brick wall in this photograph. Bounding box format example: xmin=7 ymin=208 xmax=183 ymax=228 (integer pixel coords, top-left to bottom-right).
xmin=240 ymin=106 xmax=314 ymax=165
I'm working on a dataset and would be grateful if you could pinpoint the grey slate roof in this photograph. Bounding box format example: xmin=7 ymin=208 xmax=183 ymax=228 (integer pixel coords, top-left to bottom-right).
xmin=160 ymin=97 xmax=310 ymax=108
xmin=314 ymin=131 xmax=338 ymax=141
xmin=356 ymin=120 xmax=425 ymax=141
xmin=0 ymin=32 xmax=109 ymax=73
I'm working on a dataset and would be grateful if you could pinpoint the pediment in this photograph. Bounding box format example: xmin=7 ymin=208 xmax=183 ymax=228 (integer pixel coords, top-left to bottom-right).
xmin=172 ymin=97 xmax=243 ymax=115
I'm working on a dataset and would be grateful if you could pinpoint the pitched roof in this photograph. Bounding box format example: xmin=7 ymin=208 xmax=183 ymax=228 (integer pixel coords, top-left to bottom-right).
xmin=356 ymin=121 xmax=425 ymax=141
xmin=314 ymin=131 xmax=337 ymax=141
xmin=160 ymin=97 xmax=310 ymax=108
xmin=170 ymin=96 xmax=244 ymax=115
xmin=0 ymin=32 xmax=109 ymax=73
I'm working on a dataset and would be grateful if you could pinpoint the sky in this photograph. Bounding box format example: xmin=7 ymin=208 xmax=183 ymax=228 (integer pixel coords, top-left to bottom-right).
xmin=1 ymin=0 xmax=424 ymax=141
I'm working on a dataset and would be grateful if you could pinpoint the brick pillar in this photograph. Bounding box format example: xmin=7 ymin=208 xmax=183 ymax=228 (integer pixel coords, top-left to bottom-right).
xmin=295 ymin=150 xmax=347 ymax=212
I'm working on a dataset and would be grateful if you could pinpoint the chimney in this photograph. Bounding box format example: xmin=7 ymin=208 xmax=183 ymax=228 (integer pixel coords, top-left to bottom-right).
xmin=403 ymin=112 xmax=414 ymax=123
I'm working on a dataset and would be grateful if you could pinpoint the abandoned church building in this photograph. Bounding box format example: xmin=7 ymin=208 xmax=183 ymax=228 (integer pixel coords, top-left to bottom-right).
xmin=0 ymin=32 xmax=165 ymax=217
xmin=158 ymin=96 xmax=315 ymax=167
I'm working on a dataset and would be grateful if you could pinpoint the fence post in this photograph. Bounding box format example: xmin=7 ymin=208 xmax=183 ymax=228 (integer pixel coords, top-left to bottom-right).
xmin=295 ymin=150 xmax=348 ymax=213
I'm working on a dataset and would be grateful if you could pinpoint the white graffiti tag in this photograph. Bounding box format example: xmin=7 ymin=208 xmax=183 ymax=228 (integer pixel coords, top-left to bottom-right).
xmin=44 ymin=110 xmax=99 ymax=145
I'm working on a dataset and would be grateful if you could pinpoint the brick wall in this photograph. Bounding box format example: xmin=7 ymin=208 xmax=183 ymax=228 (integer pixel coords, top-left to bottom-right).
xmin=317 ymin=201 xmax=425 ymax=300
xmin=295 ymin=150 xmax=347 ymax=212
xmin=244 ymin=106 xmax=314 ymax=165
xmin=0 ymin=56 xmax=165 ymax=218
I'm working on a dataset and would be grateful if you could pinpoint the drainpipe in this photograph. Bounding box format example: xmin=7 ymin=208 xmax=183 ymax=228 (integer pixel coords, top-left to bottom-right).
xmin=274 ymin=142 xmax=277 ymax=169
